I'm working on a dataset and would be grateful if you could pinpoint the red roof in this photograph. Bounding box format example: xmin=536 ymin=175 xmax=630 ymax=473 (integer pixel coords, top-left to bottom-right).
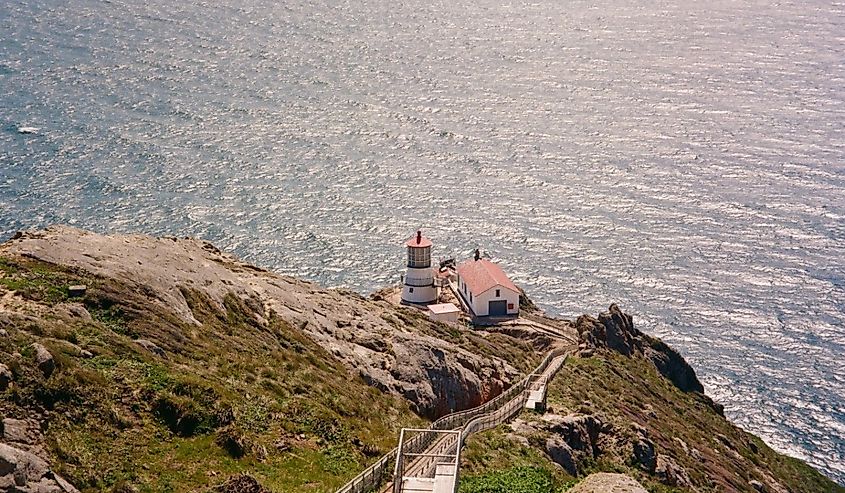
xmin=405 ymin=232 xmax=432 ymax=248
xmin=456 ymin=259 xmax=519 ymax=295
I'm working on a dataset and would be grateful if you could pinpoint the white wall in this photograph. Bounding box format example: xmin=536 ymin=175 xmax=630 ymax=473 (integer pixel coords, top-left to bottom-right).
xmin=402 ymin=284 xmax=437 ymax=303
xmin=429 ymin=311 xmax=460 ymax=324
xmin=403 ymin=266 xmax=437 ymax=303
xmin=457 ymin=276 xmax=519 ymax=317
xmin=472 ymin=286 xmax=519 ymax=316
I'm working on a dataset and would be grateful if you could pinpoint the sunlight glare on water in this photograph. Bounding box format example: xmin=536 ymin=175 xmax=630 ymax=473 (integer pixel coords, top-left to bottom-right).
xmin=1 ymin=0 xmax=843 ymax=482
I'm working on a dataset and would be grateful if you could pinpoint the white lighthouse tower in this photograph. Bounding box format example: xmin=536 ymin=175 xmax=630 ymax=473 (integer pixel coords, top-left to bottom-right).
xmin=401 ymin=230 xmax=438 ymax=304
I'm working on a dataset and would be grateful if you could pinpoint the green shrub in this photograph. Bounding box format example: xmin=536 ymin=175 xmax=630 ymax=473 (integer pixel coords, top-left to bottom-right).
xmin=33 ymin=367 xmax=105 ymax=409
xmin=319 ymin=445 xmax=359 ymax=475
xmin=153 ymin=392 xmax=214 ymax=436
xmin=214 ymin=424 xmax=250 ymax=458
xmin=460 ymin=466 xmax=554 ymax=493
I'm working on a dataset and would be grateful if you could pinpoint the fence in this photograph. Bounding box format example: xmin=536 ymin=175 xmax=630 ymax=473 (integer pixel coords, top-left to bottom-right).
xmin=334 ymin=345 xmax=573 ymax=493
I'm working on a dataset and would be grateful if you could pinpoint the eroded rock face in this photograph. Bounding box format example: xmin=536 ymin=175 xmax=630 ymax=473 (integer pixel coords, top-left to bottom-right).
xmin=655 ymin=454 xmax=693 ymax=488
xmin=362 ymin=333 xmax=513 ymax=417
xmin=545 ymin=435 xmax=578 ymax=475
xmin=644 ymin=340 xmax=703 ymax=393
xmin=577 ymin=304 xmax=704 ymax=393
xmin=134 ymin=339 xmax=167 ymax=359
xmin=510 ymin=413 xmax=609 ymax=476
xmin=0 ymin=443 xmax=79 ymax=493
xmin=633 ymin=437 xmax=657 ymax=472
xmin=543 ymin=413 xmax=605 ymax=457
xmin=1 ymin=226 xmax=519 ymax=419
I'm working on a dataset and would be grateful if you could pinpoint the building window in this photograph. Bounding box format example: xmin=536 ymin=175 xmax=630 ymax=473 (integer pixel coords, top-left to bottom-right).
xmin=495 ymin=289 xmax=500 ymax=297
xmin=409 ymin=287 xmax=414 ymax=293
xmin=508 ymin=303 xmax=514 ymax=310
xmin=470 ymin=293 xmax=473 ymax=302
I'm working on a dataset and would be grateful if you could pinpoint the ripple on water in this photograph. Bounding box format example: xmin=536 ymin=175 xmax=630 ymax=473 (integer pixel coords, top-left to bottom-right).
xmin=1 ymin=0 xmax=844 ymax=483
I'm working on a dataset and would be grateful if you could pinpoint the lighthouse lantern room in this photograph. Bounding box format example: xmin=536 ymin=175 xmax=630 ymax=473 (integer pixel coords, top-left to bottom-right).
xmin=401 ymin=230 xmax=438 ymax=304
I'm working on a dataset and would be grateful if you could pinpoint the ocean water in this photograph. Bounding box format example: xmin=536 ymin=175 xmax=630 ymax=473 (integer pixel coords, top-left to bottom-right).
xmin=1 ymin=0 xmax=843 ymax=483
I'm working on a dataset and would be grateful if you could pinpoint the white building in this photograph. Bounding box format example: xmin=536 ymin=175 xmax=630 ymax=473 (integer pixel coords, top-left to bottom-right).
xmin=427 ymin=303 xmax=461 ymax=324
xmin=456 ymin=255 xmax=519 ymax=317
xmin=401 ymin=231 xmax=438 ymax=304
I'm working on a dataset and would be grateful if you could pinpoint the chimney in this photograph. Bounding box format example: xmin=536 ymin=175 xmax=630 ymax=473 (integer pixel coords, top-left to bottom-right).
xmin=416 ymin=230 xmax=422 ymax=244
xmin=474 ymin=249 xmax=480 ymax=261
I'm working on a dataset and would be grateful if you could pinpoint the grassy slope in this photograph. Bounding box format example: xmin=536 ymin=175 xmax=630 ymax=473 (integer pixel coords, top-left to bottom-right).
xmin=460 ymin=353 xmax=844 ymax=493
xmin=3 ymin=254 xmax=839 ymax=493
xmin=1 ymin=255 xmax=426 ymax=492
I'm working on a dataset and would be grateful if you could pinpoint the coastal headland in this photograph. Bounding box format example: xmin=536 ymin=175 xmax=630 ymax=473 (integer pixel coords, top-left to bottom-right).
xmin=0 ymin=226 xmax=840 ymax=492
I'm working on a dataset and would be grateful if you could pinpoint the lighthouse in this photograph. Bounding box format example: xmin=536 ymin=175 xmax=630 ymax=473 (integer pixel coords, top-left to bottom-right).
xmin=401 ymin=230 xmax=438 ymax=304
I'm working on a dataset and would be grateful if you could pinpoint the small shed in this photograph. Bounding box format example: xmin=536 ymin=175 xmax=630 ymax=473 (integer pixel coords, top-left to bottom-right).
xmin=427 ymin=303 xmax=461 ymax=324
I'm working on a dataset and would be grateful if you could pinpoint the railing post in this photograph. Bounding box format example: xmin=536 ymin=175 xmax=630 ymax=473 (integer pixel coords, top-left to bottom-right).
xmin=393 ymin=429 xmax=406 ymax=493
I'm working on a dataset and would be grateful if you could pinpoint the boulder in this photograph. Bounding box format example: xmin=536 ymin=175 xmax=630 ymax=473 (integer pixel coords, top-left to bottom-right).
xmin=0 ymin=363 xmax=12 ymax=391
xmin=633 ymin=437 xmax=657 ymax=472
xmin=545 ymin=435 xmax=578 ymax=475
xmin=655 ymin=454 xmax=693 ymax=487
xmin=134 ymin=339 xmax=167 ymax=359
xmin=0 ymin=443 xmax=79 ymax=492
xmin=67 ymin=285 xmax=87 ymax=298
xmin=2 ymin=418 xmax=39 ymax=445
xmin=30 ymin=343 xmax=55 ymax=378
xmin=0 ymin=443 xmax=50 ymax=491
xmin=64 ymin=304 xmax=92 ymax=321
xmin=749 ymin=480 xmax=765 ymax=492
xmin=509 ymin=418 xmax=540 ymax=436
xmin=542 ymin=413 xmax=605 ymax=457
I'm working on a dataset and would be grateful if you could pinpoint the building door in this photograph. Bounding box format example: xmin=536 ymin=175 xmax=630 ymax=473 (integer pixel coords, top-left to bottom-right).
xmin=488 ymin=300 xmax=508 ymax=316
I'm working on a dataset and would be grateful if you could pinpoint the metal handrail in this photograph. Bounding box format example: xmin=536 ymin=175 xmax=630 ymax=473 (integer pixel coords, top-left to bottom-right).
xmin=334 ymin=345 xmax=573 ymax=493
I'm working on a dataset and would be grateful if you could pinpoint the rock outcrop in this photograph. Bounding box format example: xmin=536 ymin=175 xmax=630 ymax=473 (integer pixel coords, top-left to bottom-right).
xmin=134 ymin=338 xmax=167 ymax=359
xmin=511 ymin=413 xmax=610 ymax=477
xmin=30 ymin=343 xmax=55 ymax=378
xmin=545 ymin=435 xmax=578 ymax=475
xmin=2 ymin=418 xmax=41 ymax=448
xmin=0 ymin=363 xmax=11 ymax=391
xmin=577 ymin=304 xmax=704 ymax=393
xmin=655 ymin=454 xmax=693 ymax=488
xmin=1 ymin=226 xmax=519 ymax=419
xmin=0 ymin=443 xmax=79 ymax=493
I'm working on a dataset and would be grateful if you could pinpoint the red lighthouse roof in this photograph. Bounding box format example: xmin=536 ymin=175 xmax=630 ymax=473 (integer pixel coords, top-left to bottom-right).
xmin=405 ymin=230 xmax=432 ymax=248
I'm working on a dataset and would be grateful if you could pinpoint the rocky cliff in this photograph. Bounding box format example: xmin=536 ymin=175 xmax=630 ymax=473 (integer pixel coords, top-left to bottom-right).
xmin=0 ymin=226 xmax=545 ymax=491
xmin=2 ymin=226 xmax=528 ymax=419
xmin=460 ymin=306 xmax=844 ymax=493
xmin=0 ymin=227 xmax=841 ymax=493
